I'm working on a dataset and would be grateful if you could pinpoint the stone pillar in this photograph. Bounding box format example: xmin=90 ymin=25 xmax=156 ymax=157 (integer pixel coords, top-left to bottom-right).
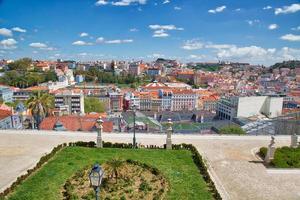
xmin=166 ymin=119 xmax=173 ymax=150
xmin=264 ymin=136 xmax=276 ymax=164
xmin=96 ymin=117 xmax=103 ymax=148
xmin=290 ymin=133 xmax=298 ymax=148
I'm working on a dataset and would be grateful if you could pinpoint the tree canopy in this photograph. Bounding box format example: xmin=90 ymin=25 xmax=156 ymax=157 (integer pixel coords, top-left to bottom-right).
xmin=219 ymin=125 xmax=246 ymax=135
xmin=84 ymin=97 xmax=106 ymax=113
xmin=8 ymin=58 xmax=32 ymax=71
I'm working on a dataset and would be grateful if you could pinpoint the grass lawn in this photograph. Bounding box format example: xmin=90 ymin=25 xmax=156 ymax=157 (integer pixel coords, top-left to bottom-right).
xmin=7 ymin=147 xmax=213 ymax=200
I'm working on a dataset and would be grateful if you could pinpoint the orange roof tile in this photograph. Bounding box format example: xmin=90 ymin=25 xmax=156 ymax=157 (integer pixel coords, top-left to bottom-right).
xmin=39 ymin=115 xmax=113 ymax=132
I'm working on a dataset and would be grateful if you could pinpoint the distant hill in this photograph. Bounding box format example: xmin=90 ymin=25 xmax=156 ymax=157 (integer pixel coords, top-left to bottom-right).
xmin=270 ymin=60 xmax=300 ymax=70
xmin=187 ymin=64 xmax=221 ymax=72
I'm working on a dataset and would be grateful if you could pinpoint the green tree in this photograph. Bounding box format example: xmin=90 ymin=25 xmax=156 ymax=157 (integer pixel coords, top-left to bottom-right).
xmin=84 ymin=97 xmax=106 ymax=113
xmin=8 ymin=58 xmax=32 ymax=71
xmin=26 ymin=92 xmax=54 ymax=128
xmin=219 ymin=125 xmax=246 ymax=135
xmin=106 ymin=158 xmax=124 ymax=183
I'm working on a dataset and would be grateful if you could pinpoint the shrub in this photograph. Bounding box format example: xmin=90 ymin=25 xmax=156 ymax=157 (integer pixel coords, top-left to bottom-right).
xmin=259 ymin=147 xmax=268 ymax=159
xmin=271 ymin=146 xmax=300 ymax=168
xmin=219 ymin=125 xmax=246 ymax=135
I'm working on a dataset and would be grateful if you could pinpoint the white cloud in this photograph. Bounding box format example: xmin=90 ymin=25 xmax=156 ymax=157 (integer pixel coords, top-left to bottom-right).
xmin=182 ymin=39 xmax=204 ymax=50
xmin=208 ymin=5 xmax=226 ymax=14
xmin=148 ymin=53 xmax=165 ymax=58
xmin=268 ymin=24 xmax=278 ymax=30
xmin=79 ymin=32 xmax=89 ymax=37
xmin=216 ymin=45 xmax=276 ymax=61
xmin=112 ymin=0 xmax=147 ymax=6
xmin=149 ymin=24 xmax=183 ymax=38
xmin=0 ymin=38 xmax=17 ymax=49
xmin=162 ymin=0 xmax=170 ymax=4
xmin=246 ymin=19 xmax=260 ymax=26
xmin=0 ymin=28 xmax=13 ymax=37
xmin=275 ymin=3 xmax=300 ymax=15
xmin=78 ymin=52 xmax=88 ymax=56
xmin=96 ymin=37 xmax=105 ymax=43
xmin=174 ymin=6 xmax=181 ymax=10
xmin=189 ymin=54 xmax=206 ymax=59
xmin=205 ymin=43 xmax=235 ymax=49
xmin=95 ymin=0 xmax=108 ymax=6
xmin=95 ymin=37 xmax=133 ymax=44
xmin=149 ymin=24 xmax=183 ymax=31
xmin=72 ymin=40 xmax=93 ymax=46
xmin=278 ymin=47 xmax=300 ymax=60
xmin=280 ymin=34 xmax=300 ymax=41
xmin=105 ymin=39 xmax=133 ymax=44
xmin=235 ymin=8 xmax=241 ymax=11
xmin=29 ymin=42 xmax=56 ymax=50
xmin=12 ymin=27 xmax=26 ymax=33
xmin=152 ymin=29 xmax=169 ymax=37
xmin=291 ymin=26 xmax=300 ymax=31
xmin=263 ymin=6 xmax=272 ymax=10
xmin=130 ymin=28 xmax=139 ymax=32
xmin=29 ymin=42 xmax=47 ymax=48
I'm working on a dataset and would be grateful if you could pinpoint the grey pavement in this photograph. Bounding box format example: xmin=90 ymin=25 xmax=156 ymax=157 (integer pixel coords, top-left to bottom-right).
xmin=0 ymin=130 xmax=299 ymax=200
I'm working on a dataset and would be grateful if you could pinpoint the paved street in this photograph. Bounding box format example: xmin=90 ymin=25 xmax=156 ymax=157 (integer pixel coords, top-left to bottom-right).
xmin=0 ymin=130 xmax=299 ymax=200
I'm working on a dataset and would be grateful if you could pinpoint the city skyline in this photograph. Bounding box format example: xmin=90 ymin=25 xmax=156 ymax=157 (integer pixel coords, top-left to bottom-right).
xmin=0 ymin=0 xmax=300 ymax=65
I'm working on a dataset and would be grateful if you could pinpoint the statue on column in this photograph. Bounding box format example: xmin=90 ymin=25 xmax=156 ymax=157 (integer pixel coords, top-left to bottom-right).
xmin=166 ymin=118 xmax=173 ymax=150
xmin=264 ymin=136 xmax=276 ymax=164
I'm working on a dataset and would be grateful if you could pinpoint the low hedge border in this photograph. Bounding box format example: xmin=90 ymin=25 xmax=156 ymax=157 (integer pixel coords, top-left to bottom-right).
xmin=1 ymin=141 xmax=222 ymax=200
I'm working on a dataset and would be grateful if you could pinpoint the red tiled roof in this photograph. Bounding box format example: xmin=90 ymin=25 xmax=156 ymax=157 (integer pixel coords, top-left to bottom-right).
xmin=39 ymin=115 xmax=113 ymax=132
xmin=0 ymin=109 xmax=12 ymax=120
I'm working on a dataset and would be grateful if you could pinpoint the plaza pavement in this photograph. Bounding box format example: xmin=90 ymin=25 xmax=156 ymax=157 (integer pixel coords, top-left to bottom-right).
xmin=0 ymin=130 xmax=299 ymax=200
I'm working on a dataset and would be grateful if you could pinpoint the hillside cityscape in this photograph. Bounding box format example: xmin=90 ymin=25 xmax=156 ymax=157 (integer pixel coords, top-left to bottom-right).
xmin=0 ymin=1 xmax=299 ymax=200
xmin=0 ymin=58 xmax=299 ymax=134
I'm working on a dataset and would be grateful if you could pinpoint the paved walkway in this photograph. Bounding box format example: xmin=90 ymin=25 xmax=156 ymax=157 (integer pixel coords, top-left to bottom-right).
xmin=0 ymin=130 xmax=299 ymax=200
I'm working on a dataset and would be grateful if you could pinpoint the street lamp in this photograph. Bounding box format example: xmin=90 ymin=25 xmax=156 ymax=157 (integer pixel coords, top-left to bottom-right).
xmin=96 ymin=116 xmax=103 ymax=148
xmin=132 ymin=105 xmax=137 ymax=148
xmin=89 ymin=164 xmax=104 ymax=200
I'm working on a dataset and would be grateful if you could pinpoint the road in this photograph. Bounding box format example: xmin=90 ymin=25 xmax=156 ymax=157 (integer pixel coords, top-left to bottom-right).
xmin=0 ymin=130 xmax=299 ymax=200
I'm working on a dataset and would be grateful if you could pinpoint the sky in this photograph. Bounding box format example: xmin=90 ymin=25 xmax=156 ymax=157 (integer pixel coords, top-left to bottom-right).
xmin=0 ymin=0 xmax=300 ymax=66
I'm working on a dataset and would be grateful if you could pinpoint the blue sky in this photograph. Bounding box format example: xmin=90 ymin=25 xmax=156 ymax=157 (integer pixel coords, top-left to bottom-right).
xmin=0 ymin=0 xmax=300 ymax=65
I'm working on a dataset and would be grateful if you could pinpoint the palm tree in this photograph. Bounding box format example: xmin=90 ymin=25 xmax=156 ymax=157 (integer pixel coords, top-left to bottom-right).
xmin=26 ymin=92 xmax=54 ymax=129
xmin=106 ymin=158 xmax=124 ymax=183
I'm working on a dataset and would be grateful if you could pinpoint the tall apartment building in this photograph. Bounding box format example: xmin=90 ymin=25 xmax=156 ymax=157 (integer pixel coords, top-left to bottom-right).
xmin=128 ymin=63 xmax=141 ymax=76
xmin=216 ymin=96 xmax=283 ymax=120
xmin=55 ymin=90 xmax=85 ymax=115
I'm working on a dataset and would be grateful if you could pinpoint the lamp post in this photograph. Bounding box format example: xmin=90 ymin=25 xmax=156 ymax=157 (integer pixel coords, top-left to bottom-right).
xmin=96 ymin=116 xmax=103 ymax=148
xmin=89 ymin=164 xmax=104 ymax=200
xmin=132 ymin=105 xmax=137 ymax=148
xmin=166 ymin=118 xmax=173 ymax=150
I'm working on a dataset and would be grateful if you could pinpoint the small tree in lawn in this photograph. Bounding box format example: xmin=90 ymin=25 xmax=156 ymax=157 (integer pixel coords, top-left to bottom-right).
xmin=106 ymin=158 xmax=124 ymax=183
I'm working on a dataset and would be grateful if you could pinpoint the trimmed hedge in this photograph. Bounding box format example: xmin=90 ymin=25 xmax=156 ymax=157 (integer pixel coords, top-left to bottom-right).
xmin=1 ymin=141 xmax=222 ymax=200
